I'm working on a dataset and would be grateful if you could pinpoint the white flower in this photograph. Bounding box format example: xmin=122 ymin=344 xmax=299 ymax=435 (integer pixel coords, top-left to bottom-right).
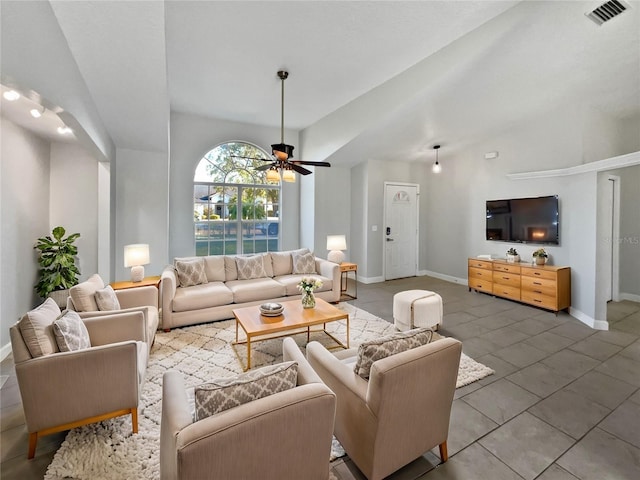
xmin=297 ymin=277 xmax=323 ymax=292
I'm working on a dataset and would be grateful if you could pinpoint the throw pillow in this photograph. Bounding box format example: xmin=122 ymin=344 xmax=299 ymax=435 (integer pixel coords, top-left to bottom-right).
xmin=354 ymin=328 xmax=434 ymax=380
xmin=175 ymin=258 xmax=208 ymax=287
xmin=69 ymin=273 xmax=105 ymax=312
xmin=94 ymin=285 xmax=121 ymax=311
xmin=195 ymin=361 xmax=298 ymax=421
xmin=53 ymin=311 xmax=91 ymax=352
xmin=270 ymin=251 xmax=294 ymax=276
xmin=292 ymin=250 xmax=316 ymax=274
xmin=261 ymin=252 xmax=274 ymax=277
xmin=17 ymin=297 xmax=61 ymax=358
xmin=235 ymin=255 xmax=267 ymax=280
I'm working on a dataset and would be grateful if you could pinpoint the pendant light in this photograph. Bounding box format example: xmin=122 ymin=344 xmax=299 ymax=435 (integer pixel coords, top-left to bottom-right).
xmin=432 ymin=145 xmax=442 ymax=173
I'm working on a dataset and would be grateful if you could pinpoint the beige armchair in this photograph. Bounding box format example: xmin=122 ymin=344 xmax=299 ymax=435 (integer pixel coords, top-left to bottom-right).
xmin=66 ymin=274 xmax=159 ymax=352
xmin=160 ymin=337 xmax=336 ymax=480
xmin=307 ymin=337 xmax=462 ymax=480
xmin=10 ymin=306 xmax=147 ymax=459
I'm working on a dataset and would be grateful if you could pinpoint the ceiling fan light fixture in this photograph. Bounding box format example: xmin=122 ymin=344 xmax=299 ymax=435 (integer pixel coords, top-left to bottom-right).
xmin=271 ymin=143 xmax=294 ymax=160
xmin=282 ymin=167 xmax=296 ymax=183
xmin=266 ymin=166 xmax=281 ymax=183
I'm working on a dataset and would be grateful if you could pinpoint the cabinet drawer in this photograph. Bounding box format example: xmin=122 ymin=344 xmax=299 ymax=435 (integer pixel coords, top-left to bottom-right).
xmin=469 ymin=278 xmax=492 ymax=293
xmin=341 ymin=264 xmax=357 ymax=272
xmin=493 ymin=284 xmax=520 ymax=301
xmin=493 ymin=272 xmax=520 ymax=288
xmin=521 ymin=290 xmax=557 ymax=310
xmin=521 ymin=276 xmax=557 ymax=297
xmin=468 ymin=259 xmax=493 ymax=270
xmin=521 ymin=267 xmax=557 ymax=281
xmin=469 ymin=267 xmax=492 ymax=280
xmin=494 ymin=263 xmax=521 ymax=274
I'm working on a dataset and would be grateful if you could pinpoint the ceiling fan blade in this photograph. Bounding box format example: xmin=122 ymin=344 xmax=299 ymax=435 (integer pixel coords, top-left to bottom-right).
xmin=230 ymin=155 xmax=273 ymax=162
xmin=255 ymin=163 xmax=275 ymax=171
xmin=291 ymin=160 xmax=331 ymax=167
xmin=290 ymin=163 xmax=312 ymax=175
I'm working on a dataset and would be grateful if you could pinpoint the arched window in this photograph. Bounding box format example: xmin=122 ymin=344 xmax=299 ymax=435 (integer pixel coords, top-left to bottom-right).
xmin=194 ymin=142 xmax=280 ymax=255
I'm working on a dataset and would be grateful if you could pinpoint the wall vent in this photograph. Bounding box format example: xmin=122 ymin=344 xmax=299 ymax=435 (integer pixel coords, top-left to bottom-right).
xmin=586 ymin=0 xmax=630 ymax=25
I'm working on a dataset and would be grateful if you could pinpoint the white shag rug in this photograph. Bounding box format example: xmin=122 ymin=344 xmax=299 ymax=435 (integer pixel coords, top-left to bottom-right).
xmin=44 ymin=304 xmax=493 ymax=480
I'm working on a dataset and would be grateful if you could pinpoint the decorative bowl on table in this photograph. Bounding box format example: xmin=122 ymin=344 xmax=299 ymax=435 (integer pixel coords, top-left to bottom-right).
xmin=260 ymin=302 xmax=284 ymax=317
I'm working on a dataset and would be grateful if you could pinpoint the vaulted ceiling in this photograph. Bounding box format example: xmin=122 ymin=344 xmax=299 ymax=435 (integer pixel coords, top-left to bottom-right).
xmin=8 ymin=1 xmax=640 ymax=166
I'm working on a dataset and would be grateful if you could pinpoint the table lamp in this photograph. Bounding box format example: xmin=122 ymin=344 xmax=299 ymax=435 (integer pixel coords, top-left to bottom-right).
xmin=326 ymin=235 xmax=347 ymax=264
xmin=124 ymin=244 xmax=150 ymax=282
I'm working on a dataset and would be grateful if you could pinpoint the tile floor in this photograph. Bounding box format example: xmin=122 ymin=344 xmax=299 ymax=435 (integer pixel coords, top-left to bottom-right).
xmin=1 ymin=275 xmax=639 ymax=480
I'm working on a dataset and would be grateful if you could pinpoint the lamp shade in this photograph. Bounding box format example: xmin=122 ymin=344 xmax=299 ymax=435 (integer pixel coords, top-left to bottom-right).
xmin=326 ymin=235 xmax=347 ymax=251
xmin=282 ymin=168 xmax=296 ymax=182
xmin=124 ymin=244 xmax=150 ymax=267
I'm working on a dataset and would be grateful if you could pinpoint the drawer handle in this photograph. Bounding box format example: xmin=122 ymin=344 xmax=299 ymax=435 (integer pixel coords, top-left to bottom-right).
xmin=534 ymin=290 xmax=542 ymax=294
xmin=502 ymin=291 xmax=509 ymax=295
xmin=534 ymin=299 xmax=542 ymax=303
xmin=533 ymin=282 xmax=542 ymax=285
xmin=503 ymin=277 xmax=509 ymax=280
xmin=534 ymin=272 xmax=541 ymax=276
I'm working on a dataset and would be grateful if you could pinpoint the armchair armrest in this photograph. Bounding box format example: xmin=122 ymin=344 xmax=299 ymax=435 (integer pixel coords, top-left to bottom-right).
xmin=161 ymin=266 xmax=177 ymax=329
xmin=116 ymin=286 xmax=158 ymax=309
xmin=316 ymin=258 xmax=341 ymax=302
xmin=282 ymin=337 xmax=323 ymax=385
xmin=15 ymin=341 xmax=141 ymax=433
xmin=83 ymin=310 xmax=146 ymax=346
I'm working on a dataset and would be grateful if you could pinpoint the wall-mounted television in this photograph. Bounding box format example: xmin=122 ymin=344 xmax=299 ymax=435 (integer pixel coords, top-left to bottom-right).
xmin=486 ymin=195 xmax=559 ymax=245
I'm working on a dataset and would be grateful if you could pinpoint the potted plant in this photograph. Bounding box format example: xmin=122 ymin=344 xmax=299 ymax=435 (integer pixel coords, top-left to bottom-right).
xmin=506 ymin=248 xmax=520 ymax=263
xmin=532 ymin=248 xmax=548 ymax=266
xmin=34 ymin=226 xmax=81 ymax=307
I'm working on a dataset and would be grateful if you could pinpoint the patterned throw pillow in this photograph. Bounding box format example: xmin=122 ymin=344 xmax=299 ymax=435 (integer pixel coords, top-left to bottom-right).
xmin=292 ymin=250 xmax=316 ymax=274
xmin=69 ymin=273 xmax=105 ymax=312
xmin=53 ymin=311 xmax=91 ymax=352
xmin=195 ymin=361 xmax=298 ymax=421
xmin=354 ymin=328 xmax=434 ymax=379
xmin=175 ymin=258 xmax=208 ymax=287
xmin=236 ymin=255 xmax=267 ymax=280
xmin=17 ymin=297 xmax=61 ymax=358
xmin=94 ymin=285 xmax=121 ymax=311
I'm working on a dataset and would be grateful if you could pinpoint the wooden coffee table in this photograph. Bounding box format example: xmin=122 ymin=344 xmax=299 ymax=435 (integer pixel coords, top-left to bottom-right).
xmin=232 ymin=298 xmax=350 ymax=370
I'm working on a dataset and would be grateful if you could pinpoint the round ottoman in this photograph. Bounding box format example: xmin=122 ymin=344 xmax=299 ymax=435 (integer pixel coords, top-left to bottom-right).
xmin=393 ymin=290 xmax=443 ymax=331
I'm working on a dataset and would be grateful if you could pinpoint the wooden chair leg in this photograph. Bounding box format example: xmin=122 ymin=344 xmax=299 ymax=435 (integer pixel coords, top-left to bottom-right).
xmin=131 ymin=408 xmax=138 ymax=434
xmin=28 ymin=432 xmax=38 ymax=459
xmin=439 ymin=441 xmax=448 ymax=463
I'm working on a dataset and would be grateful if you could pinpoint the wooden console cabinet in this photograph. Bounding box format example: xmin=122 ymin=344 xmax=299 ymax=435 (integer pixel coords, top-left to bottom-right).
xmin=468 ymin=258 xmax=570 ymax=313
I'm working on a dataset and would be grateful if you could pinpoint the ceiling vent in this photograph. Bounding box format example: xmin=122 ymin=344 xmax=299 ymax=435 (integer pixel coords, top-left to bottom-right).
xmin=586 ymin=0 xmax=630 ymax=25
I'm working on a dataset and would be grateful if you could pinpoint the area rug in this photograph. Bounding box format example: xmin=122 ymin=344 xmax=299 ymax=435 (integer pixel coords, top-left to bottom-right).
xmin=44 ymin=304 xmax=493 ymax=480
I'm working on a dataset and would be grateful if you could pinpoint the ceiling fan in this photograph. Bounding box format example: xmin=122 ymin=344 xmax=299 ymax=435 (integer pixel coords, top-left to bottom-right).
xmin=232 ymin=70 xmax=331 ymax=183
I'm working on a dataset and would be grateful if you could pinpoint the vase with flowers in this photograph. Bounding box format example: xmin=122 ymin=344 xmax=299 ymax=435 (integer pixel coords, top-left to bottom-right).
xmin=297 ymin=277 xmax=323 ymax=309
xmin=532 ymin=248 xmax=548 ymax=265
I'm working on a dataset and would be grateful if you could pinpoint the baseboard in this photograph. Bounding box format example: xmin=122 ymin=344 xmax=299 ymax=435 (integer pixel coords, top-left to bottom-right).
xmin=419 ymin=270 xmax=468 ymax=286
xmin=569 ymin=307 xmax=609 ymax=331
xmin=619 ymin=292 xmax=640 ymax=303
xmin=358 ymin=275 xmax=385 ymax=285
xmin=0 ymin=342 xmax=12 ymax=361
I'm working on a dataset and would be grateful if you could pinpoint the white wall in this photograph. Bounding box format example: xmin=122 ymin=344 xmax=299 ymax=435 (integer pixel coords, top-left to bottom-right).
xmin=169 ymin=111 xmax=300 ymax=260
xmin=115 ymin=148 xmax=169 ymax=280
xmin=50 ymin=142 xmax=99 ymax=282
xmin=1 ymin=119 xmax=51 ymax=354
xmin=312 ymin=166 xmax=351 ymax=261
xmin=618 ymin=165 xmax=640 ymax=299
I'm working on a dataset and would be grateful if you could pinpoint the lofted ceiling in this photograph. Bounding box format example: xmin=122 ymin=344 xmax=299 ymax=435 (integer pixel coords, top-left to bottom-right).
xmin=9 ymin=1 xmax=640 ymax=165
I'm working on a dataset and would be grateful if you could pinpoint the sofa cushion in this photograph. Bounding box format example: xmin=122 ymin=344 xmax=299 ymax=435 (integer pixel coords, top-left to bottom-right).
xmin=17 ymin=297 xmax=61 ymax=358
xmin=270 ymin=251 xmax=293 ymax=276
xmin=195 ymin=361 xmax=298 ymax=420
xmin=175 ymin=258 xmax=208 ymax=287
xmin=69 ymin=274 xmax=105 ymax=312
xmin=354 ymin=328 xmax=434 ymax=379
xmin=203 ymin=256 xmax=226 ymax=282
xmin=236 ymin=255 xmax=267 ymax=280
xmin=95 ymin=285 xmax=121 ymax=311
xmin=53 ymin=310 xmax=91 ymax=352
xmin=224 ymin=256 xmax=238 ymax=281
xmin=172 ymin=282 xmax=234 ymax=312
xmin=261 ymin=253 xmax=274 ymax=277
xmin=226 ymin=278 xmax=287 ymax=303
xmin=292 ymin=250 xmax=317 ymax=274
xmin=274 ymin=274 xmax=334 ymax=296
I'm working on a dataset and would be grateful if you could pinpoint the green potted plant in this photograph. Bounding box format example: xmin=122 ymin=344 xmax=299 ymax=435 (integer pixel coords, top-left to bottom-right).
xmin=532 ymin=248 xmax=548 ymax=265
xmin=506 ymin=247 xmax=520 ymax=263
xmin=34 ymin=226 xmax=81 ymax=306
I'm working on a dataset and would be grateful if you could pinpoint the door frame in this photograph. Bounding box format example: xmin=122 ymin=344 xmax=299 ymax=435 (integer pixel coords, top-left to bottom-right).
xmin=383 ymin=182 xmax=420 ymax=280
xmin=607 ymin=174 xmax=621 ymax=302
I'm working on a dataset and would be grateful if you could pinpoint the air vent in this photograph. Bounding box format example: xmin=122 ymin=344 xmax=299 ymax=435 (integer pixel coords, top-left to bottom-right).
xmin=586 ymin=0 xmax=630 ymax=25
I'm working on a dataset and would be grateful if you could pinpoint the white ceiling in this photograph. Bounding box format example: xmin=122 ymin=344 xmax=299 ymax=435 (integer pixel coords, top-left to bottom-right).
xmin=6 ymin=1 xmax=640 ymax=165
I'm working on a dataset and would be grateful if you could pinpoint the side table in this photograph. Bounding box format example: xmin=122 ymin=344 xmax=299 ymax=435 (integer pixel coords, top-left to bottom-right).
xmin=339 ymin=263 xmax=357 ymax=301
xmin=111 ymin=275 xmax=161 ymax=291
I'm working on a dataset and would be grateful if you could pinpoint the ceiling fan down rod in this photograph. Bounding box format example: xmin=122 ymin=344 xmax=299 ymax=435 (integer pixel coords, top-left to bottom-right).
xmin=278 ymin=70 xmax=288 ymax=144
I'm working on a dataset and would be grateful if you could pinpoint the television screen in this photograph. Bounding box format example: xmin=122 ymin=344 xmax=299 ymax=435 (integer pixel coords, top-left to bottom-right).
xmin=486 ymin=195 xmax=559 ymax=244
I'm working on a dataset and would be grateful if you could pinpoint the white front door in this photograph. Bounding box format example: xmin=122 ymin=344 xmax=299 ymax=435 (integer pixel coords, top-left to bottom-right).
xmin=384 ymin=183 xmax=419 ymax=280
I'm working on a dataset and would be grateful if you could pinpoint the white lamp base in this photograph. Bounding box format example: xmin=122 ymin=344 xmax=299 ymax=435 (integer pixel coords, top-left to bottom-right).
xmin=327 ymin=250 xmax=345 ymax=264
xmin=130 ymin=265 xmax=145 ymax=282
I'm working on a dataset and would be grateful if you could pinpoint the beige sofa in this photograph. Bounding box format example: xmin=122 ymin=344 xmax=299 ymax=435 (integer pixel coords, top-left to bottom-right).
xmin=160 ymin=249 xmax=341 ymax=330
xmin=160 ymin=337 xmax=336 ymax=480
